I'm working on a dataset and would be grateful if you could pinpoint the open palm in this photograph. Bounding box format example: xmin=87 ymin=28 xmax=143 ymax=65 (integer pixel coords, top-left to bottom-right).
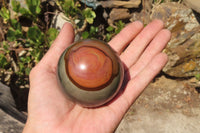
xmin=23 ymin=20 xmax=171 ymax=133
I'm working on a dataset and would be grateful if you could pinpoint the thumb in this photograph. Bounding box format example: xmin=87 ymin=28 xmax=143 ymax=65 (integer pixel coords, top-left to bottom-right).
xmin=39 ymin=22 xmax=75 ymax=70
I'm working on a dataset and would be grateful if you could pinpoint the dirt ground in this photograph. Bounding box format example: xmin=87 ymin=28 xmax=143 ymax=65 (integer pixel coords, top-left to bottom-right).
xmin=0 ymin=74 xmax=200 ymax=133
xmin=116 ymin=75 xmax=200 ymax=133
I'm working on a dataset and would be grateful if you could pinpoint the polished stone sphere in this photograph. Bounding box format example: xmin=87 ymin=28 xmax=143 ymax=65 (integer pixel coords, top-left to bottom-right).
xmin=57 ymin=39 xmax=124 ymax=107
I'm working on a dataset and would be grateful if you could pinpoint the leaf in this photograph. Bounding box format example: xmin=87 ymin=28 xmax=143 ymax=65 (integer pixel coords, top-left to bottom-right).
xmin=19 ymin=7 xmax=30 ymax=16
xmin=7 ymin=20 xmax=23 ymax=41
xmin=7 ymin=28 xmax=17 ymax=41
xmin=195 ymin=74 xmax=200 ymax=81
xmin=2 ymin=41 xmax=9 ymax=51
xmin=27 ymin=26 xmax=44 ymax=44
xmin=18 ymin=62 xmax=25 ymax=73
xmin=0 ymin=7 xmax=10 ymax=23
xmin=46 ymin=28 xmax=59 ymax=46
xmin=26 ymin=0 xmax=41 ymax=16
xmin=90 ymin=26 xmax=98 ymax=34
xmin=11 ymin=0 xmax=21 ymax=13
xmin=15 ymin=29 xmax=23 ymax=38
xmin=0 ymin=54 xmax=9 ymax=68
xmin=106 ymin=26 xmax=114 ymax=32
xmin=25 ymin=67 xmax=31 ymax=75
xmin=34 ymin=50 xmax=43 ymax=62
xmin=82 ymin=31 xmax=89 ymax=39
xmin=61 ymin=0 xmax=80 ymax=17
xmin=115 ymin=20 xmax=125 ymax=34
xmin=65 ymin=0 xmax=75 ymax=8
xmin=86 ymin=18 xmax=94 ymax=24
xmin=19 ymin=57 xmax=26 ymax=62
xmin=106 ymin=33 xmax=112 ymax=41
xmin=7 ymin=27 xmax=23 ymax=41
xmin=10 ymin=19 xmax=22 ymax=30
xmin=25 ymin=42 xmax=31 ymax=47
xmin=20 ymin=56 xmax=31 ymax=63
xmin=83 ymin=8 xmax=96 ymax=24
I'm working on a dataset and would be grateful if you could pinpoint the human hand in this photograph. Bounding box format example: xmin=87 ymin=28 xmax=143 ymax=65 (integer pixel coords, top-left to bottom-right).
xmin=23 ymin=20 xmax=171 ymax=133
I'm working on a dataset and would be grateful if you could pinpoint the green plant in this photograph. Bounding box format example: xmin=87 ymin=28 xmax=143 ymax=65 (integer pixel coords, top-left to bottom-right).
xmin=46 ymin=28 xmax=59 ymax=46
xmin=58 ymin=0 xmax=80 ymax=17
xmin=81 ymin=26 xmax=99 ymax=39
xmin=11 ymin=0 xmax=41 ymax=21
xmin=105 ymin=26 xmax=114 ymax=41
xmin=105 ymin=20 xmax=125 ymax=41
xmin=0 ymin=41 xmax=10 ymax=69
xmin=195 ymin=74 xmax=200 ymax=81
xmin=82 ymin=8 xmax=96 ymax=24
xmin=27 ymin=26 xmax=44 ymax=44
xmin=27 ymin=26 xmax=45 ymax=63
xmin=0 ymin=1 xmax=59 ymax=88
xmin=115 ymin=20 xmax=125 ymax=34
xmin=57 ymin=0 xmax=96 ymax=30
xmin=0 ymin=6 xmax=10 ymax=23
xmin=0 ymin=54 xmax=9 ymax=69
xmin=153 ymin=0 xmax=164 ymax=3
xmin=7 ymin=19 xmax=23 ymax=41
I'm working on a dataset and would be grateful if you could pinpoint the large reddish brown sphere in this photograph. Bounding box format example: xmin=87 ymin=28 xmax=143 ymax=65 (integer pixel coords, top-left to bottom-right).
xmin=58 ymin=39 xmax=124 ymax=107
xmin=67 ymin=46 xmax=112 ymax=89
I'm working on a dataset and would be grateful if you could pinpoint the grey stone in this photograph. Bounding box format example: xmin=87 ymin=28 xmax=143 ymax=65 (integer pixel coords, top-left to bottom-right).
xmin=51 ymin=11 xmax=71 ymax=31
xmin=151 ymin=2 xmax=200 ymax=78
xmin=80 ymin=0 xmax=141 ymax=9
xmin=0 ymin=82 xmax=27 ymax=124
xmin=0 ymin=109 xmax=24 ymax=133
xmin=80 ymin=0 xmax=101 ymax=9
xmin=100 ymin=0 xmax=141 ymax=8
xmin=116 ymin=76 xmax=200 ymax=133
xmin=184 ymin=0 xmax=200 ymax=14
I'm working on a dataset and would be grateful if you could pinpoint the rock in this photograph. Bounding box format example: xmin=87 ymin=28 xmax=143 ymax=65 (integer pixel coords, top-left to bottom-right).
xmin=130 ymin=0 xmax=153 ymax=24
xmin=108 ymin=8 xmax=132 ymax=27
xmin=150 ymin=2 xmax=200 ymax=78
xmin=80 ymin=0 xmax=141 ymax=9
xmin=80 ymin=0 xmax=101 ymax=9
xmin=163 ymin=38 xmax=200 ymax=78
xmin=116 ymin=76 xmax=200 ymax=133
xmin=151 ymin=2 xmax=199 ymax=46
xmin=100 ymin=0 xmax=141 ymax=8
xmin=51 ymin=11 xmax=71 ymax=31
xmin=183 ymin=0 xmax=200 ymax=14
xmin=0 ymin=82 xmax=27 ymax=124
xmin=0 ymin=109 xmax=24 ymax=133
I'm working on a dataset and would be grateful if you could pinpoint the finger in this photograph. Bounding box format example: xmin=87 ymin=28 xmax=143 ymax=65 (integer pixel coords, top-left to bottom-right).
xmin=108 ymin=21 xmax=143 ymax=54
xmin=120 ymin=19 xmax=164 ymax=68
xmin=109 ymin=53 xmax=168 ymax=115
xmin=129 ymin=29 xmax=171 ymax=79
xmin=50 ymin=23 xmax=75 ymax=49
xmin=39 ymin=23 xmax=75 ymax=70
